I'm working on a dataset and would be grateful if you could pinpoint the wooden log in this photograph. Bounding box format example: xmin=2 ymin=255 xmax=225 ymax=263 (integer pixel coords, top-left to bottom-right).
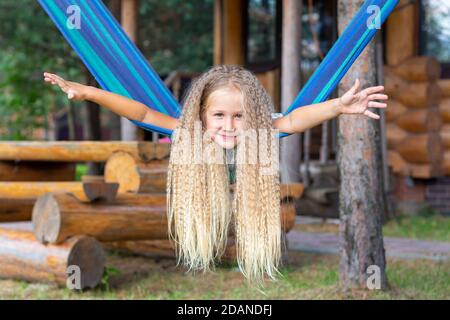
xmin=0 ymin=141 xmax=170 ymax=162
xmin=32 ymin=193 xmax=296 ymax=245
xmin=386 ymin=123 xmax=407 ymax=148
xmin=280 ymin=183 xmax=304 ymax=201
xmin=385 ymin=0 xmax=418 ymax=66
xmin=113 ymin=192 xmax=167 ymax=207
xmin=441 ymin=124 xmax=450 ymax=149
xmin=395 ymin=107 xmax=442 ymax=133
xmin=388 ymin=150 xmax=442 ymax=178
xmin=0 ymin=161 xmax=75 ymax=181
xmin=396 ymin=133 xmax=443 ymax=165
xmin=387 ymin=56 xmax=441 ymax=82
xmin=0 ymin=181 xmax=119 ymax=203
xmin=384 ymin=70 xmax=442 ymax=108
xmin=385 ymin=100 xmax=408 ymax=122
xmin=104 ymin=204 xmax=294 ymax=262
xmin=32 ymin=193 xmax=169 ymax=244
xmin=438 ymin=79 xmax=450 ymax=98
xmin=104 ymin=238 xmax=237 ymax=262
xmin=0 ymin=228 xmax=105 ymax=289
xmin=440 ymin=98 xmax=450 ymax=123
xmin=443 ymin=151 xmax=450 ymax=175
xmin=105 ymin=152 xmax=168 ymax=194
xmin=0 ymin=198 xmax=35 ymax=222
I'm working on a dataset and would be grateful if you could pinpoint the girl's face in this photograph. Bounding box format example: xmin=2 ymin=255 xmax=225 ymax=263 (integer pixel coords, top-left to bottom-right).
xmin=203 ymin=86 xmax=245 ymax=149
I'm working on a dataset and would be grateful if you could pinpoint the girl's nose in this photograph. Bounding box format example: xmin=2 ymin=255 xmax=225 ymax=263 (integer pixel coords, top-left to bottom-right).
xmin=224 ymin=116 xmax=234 ymax=131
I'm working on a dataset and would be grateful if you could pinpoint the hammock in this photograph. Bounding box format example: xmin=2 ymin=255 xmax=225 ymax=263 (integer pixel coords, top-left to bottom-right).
xmin=39 ymin=0 xmax=398 ymax=137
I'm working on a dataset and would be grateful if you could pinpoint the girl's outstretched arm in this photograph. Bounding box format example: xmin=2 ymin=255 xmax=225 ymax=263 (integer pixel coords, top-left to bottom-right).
xmin=43 ymin=72 xmax=179 ymax=131
xmin=273 ymin=79 xmax=388 ymax=134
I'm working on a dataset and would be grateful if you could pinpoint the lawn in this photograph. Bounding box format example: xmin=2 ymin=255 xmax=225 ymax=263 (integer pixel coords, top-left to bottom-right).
xmin=5 ymin=174 xmax=444 ymax=300
xmin=0 ymin=250 xmax=448 ymax=300
xmin=295 ymin=211 xmax=450 ymax=242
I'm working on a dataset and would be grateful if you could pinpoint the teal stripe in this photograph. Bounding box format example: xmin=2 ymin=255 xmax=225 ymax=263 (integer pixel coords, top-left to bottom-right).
xmin=315 ymin=1 xmax=393 ymax=103
xmin=49 ymin=4 xmax=131 ymax=97
xmin=74 ymin=2 xmax=121 ymax=66
xmin=95 ymin=1 xmax=177 ymax=107
xmin=77 ymin=1 xmax=167 ymax=113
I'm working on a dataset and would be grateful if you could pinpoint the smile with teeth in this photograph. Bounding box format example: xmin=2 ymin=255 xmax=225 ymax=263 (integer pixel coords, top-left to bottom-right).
xmin=219 ymin=134 xmax=237 ymax=139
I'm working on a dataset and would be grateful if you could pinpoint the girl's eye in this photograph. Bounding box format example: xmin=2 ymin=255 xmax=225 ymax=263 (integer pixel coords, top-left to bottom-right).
xmin=214 ymin=113 xmax=224 ymax=117
xmin=235 ymin=114 xmax=243 ymax=119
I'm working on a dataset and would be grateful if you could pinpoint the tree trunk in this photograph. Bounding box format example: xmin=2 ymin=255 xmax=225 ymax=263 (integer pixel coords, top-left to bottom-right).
xmin=280 ymin=0 xmax=302 ymax=183
xmin=120 ymin=0 xmax=139 ymax=141
xmin=85 ymin=72 xmax=103 ymax=175
xmin=108 ymin=0 xmax=123 ymax=140
xmin=337 ymin=0 xmax=388 ymax=291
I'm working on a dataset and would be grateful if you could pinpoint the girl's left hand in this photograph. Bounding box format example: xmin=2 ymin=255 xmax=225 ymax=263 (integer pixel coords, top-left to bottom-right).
xmin=337 ymin=79 xmax=388 ymax=120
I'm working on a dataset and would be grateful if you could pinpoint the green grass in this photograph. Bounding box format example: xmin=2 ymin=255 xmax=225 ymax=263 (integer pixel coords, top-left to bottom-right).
xmin=295 ymin=210 xmax=450 ymax=243
xmin=75 ymin=164 xmax=88 ymax=181
xmin=383 ymin=210 xmax=450 ymax=242
xmin=0 ymin=251 xmax=448 ymax=300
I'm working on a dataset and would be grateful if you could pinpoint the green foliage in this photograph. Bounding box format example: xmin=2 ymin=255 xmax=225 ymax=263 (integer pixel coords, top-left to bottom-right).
xmin=384 ymin=212 xmax=450 ymax=242
xmin=0 ymin=0 xmax=214 ymax=140
xmin=75 ymin=164 xmax=88 ymax=182
xmin=138 ymin=0 xmax=214 ymax=75
xmin=0 ymin=0 xmax=83 ymax=140
xmin=100 ymin=266 xmax=121 ymax=292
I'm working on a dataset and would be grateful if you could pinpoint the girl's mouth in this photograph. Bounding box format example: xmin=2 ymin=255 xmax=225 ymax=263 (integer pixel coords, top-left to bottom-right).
xmin=219 ymin=134 xmax=237 ymax=140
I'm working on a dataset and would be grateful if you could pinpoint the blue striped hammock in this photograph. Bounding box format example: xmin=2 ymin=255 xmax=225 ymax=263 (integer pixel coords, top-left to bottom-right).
xmin=39 ymin=0 xmax=398 ymax=137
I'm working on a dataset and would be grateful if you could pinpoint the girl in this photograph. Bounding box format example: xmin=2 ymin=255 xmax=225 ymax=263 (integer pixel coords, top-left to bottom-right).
xmin=44 ymin=65 xmax=387 ymax=281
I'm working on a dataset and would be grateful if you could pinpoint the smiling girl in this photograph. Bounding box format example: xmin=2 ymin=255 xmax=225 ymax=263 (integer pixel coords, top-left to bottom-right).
xmin=44 ymin=64 xmax=387 ymax=281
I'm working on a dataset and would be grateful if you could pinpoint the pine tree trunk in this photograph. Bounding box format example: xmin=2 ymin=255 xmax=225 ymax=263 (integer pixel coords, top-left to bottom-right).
xmin=108 ymin=0 xmax=123 ymax=140
xmin=337 ymin=0 xmax=388 ymax=291
xmin=120 ymin=0 xmax=139 ymax=141
xmin=85 ymin=73 xmax=103 ymax=176
xmin=280 ymin=0 xmax=302 ymax=183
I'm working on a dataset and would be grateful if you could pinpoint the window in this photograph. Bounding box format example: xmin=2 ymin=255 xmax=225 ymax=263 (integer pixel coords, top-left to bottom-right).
xmin=420 ymin=0 xmax=450 ymax=78
xmin=300 ymin=0 xmax=337 ymax=83
xmin=245 ymin=0 xmax=282 ymax=71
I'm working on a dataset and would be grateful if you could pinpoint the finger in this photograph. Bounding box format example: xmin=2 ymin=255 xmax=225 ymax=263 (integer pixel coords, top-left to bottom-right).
xmin=349 ymin=78 xmax=360 ymax=95
xmin=368 ymin=101 xmax=387 ymax=108
xmin=363 ymin=86 xmax=385 ymax=95
xmin=368 ymin=94 xmax=388 ymax=101
xmin=44 ymin=77 xmax=57 ymax=85
xmin=364 ymin=110 xmax=380 ymax=120
xmin=67 ymin=90 xmax=75 ymax=100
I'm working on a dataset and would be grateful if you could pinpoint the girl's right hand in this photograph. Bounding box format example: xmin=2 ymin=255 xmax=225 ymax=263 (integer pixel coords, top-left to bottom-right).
xmin=43 ymin=72 xmax=90 ymax=101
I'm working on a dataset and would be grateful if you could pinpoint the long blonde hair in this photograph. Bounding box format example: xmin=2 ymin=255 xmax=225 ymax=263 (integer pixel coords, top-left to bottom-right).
xmin=167 ymin=65 xmax=281 ymax=282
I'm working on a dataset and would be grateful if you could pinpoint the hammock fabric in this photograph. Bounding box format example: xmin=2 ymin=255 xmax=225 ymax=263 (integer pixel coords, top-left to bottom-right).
xmin=39 ymin=0 xmax=398 ymax=137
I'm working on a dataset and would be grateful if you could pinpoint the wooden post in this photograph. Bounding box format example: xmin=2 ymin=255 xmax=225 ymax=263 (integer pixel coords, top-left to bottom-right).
xmin=337 ymin=0 xmax=388 ymax=291
xmin=121 ymin=0 xmax=139 ymax=141
xmin=280 ymin=0 xmax=302 ymax=183
xmin=214 ymin=0 xmax=245 ymax=65
xmin=385 ymin=0 xmax=418 ymax=66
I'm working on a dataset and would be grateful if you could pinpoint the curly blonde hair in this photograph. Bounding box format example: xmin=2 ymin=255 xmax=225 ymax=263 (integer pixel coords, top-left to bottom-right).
xmin=167 ymin=65 xmax=281 ymax=282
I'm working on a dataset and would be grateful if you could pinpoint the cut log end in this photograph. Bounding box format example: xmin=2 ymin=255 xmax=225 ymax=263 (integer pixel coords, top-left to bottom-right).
xmin=32 ymin=193 xmax=61 ymax=244
xmin=67 ymin=236 xmax=106 ymax=289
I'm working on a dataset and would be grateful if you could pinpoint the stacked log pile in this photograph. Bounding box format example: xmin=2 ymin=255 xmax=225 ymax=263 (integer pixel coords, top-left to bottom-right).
xmin=0 ymin=141 xmax=169 ymax=288
xmin=438 ymin=79 xmax=450 ymax=175
xmin=0 ymin=141 xmax=304 ymax=288
xmin=385 ymin=57 xmax=444 ymax=178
